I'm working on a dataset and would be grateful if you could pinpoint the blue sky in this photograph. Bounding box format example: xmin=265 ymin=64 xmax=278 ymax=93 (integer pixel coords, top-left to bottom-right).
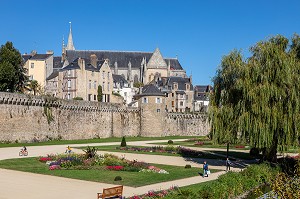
xmin=1 ymin=0 xmax=300 ymax=85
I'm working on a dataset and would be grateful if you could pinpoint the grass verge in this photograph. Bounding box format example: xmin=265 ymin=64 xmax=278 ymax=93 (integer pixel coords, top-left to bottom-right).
xmin=0 ymin=136 xmax=197 ymax=148
xmin=0 ymin=157 xmax=219 ymax=187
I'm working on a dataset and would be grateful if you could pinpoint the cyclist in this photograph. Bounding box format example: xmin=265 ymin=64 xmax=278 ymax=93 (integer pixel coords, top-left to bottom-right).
xmin=22 ymin=146 xmax=27 ymax=152
xmin=65 ymin=146 xmax=72 ymax=154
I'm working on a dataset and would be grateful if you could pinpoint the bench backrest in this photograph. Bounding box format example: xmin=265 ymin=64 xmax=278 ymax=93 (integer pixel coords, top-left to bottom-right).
xmin=103 ymin=185 xmax=123 ymax=198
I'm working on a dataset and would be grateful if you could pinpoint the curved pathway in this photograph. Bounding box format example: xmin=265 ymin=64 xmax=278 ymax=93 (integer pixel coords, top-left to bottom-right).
xmin=0 ymin=139 xmax=241 ymax=199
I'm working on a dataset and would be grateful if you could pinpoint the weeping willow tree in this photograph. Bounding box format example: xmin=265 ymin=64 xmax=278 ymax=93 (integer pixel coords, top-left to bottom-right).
xmin=210 ymin=35 xmax=300 ymax=162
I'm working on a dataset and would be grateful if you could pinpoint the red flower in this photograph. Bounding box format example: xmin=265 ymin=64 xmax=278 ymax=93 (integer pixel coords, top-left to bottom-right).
xmin=106 ymin=165 xmax=124 ymax=171
xmin=39 ymin=157 xmax=52 ymax=162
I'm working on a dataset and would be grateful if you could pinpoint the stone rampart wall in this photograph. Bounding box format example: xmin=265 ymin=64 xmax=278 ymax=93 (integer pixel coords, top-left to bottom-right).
xmin=0 ymin=92 xmax=209 ymax=142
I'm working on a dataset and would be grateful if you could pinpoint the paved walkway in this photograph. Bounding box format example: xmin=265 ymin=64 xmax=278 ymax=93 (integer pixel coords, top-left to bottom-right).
xmin=0 ymin=139 xmax=241 ymax=199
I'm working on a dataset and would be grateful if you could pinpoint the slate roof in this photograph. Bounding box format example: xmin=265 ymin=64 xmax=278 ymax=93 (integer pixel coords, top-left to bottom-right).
xmin=194 ymin=85 xmax=212 ymax=101
xmin=165 ymin=58 xmax=183 ymax=70
xmin=167 ymin=76 xmax=193 ymax=90
xmin=46 ymin=70 xmax=59 ymax=81
xmin=30 ymin=54 xmax=52 ymax=60
xmin=60 ymin=58 xmax=105 ymax=71
xmin=135 ymin=84 xmax=165 ymax=97
xmin=22 ymin=55 xmax=32 ymax=63
xmin=66 ymin=50 xmax=183 ymax=70
xmin=53 ymin=56 xmax=64 ymax=70
xmin=194 ymin=85 xmax=212 ymax=93
xmin=113 ymin=74 xmax=128 ymax=84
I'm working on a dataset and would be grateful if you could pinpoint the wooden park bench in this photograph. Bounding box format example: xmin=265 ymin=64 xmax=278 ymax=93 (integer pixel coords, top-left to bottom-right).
xmin=97 ymin=185 xmax=123 ymax=199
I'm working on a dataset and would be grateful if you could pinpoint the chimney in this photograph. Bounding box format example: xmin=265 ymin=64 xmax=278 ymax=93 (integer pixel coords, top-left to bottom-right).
xmin=46 ymin=50 xmax=54 ymax=55
xmin=90 ymin=54 xmax=98 ymax=68
xmin=31 ymin=50 xmax=37 ymax=56
xmin=78 ymin=57 xmax=85 ymax=70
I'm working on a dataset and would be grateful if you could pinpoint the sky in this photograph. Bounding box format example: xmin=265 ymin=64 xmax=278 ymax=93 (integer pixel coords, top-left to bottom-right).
xmin=1 ymin=0 xmax=300 ymax=85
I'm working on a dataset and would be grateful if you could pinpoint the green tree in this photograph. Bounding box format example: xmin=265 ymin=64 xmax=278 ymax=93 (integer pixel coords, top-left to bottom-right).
xmin=210 ymin=35 xmax=300 ymax=162
xmin=0 ymin=42 xmax=28 ymax=92
xmin=97 ymin=85 xmax=103 ymax=102
xmin=28 ymin=80 xmax=39 ymax=95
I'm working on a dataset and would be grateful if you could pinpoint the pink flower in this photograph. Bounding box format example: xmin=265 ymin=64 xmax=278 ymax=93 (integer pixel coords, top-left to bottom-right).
xmin=49 ymin=165 xmax=61 ymax=170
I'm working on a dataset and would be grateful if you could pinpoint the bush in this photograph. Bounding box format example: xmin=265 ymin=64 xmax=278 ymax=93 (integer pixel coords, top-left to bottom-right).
xmin=83 ymin=146 xmax=98 ymax=159
xmin=114 ymin=176 xmax=122 ymax=181
xmin=185 ymin=164 xmax=192 ymax=169
xmin=250 ymin=147 xmax=260 ymax=157
xmin=168 ymin=140 xmax=174 ymax=144
xmin=121 ymin=136 xmax=127 ymax=147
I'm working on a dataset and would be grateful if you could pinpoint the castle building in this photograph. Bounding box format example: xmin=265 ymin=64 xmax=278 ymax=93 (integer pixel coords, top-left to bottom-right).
xmin=45 ymin=23 xmax=188 ymax=103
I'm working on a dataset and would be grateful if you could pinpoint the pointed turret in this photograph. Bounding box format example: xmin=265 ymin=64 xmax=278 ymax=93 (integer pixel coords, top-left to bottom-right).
xmin=66 ymin=22 xmax=75 ymax=50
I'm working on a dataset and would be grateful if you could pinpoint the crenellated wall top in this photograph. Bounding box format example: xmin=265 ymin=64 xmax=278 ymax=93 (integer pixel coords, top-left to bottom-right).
xmin=0 ymin=92 xmax=139 ymax=113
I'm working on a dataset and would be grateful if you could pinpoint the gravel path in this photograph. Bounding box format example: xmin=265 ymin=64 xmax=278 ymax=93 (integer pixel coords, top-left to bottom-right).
xmin=0 ymin=139 xmax=241 ymax=199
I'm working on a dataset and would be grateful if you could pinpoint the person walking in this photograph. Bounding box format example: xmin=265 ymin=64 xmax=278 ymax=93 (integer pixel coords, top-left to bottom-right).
xmin=203 ymin=161 xmax=209 ymax=177
xmin=226 ymin=158 xmax=231 ymax=171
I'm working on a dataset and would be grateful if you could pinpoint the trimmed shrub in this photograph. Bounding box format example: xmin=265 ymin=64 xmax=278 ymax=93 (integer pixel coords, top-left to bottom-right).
xmin=250 ymin=147 xmax=260 ymax=157
xmin=121 ymin=136 xmax=127 ymax=147
xmin=73 ymin=97 xmax=83 ymax=100
xmin=168 ymin=140 xmax=174 ymax=144
xmin=114 ymin=176 xmax=122 ymax=181
xmin=185 ymin=164 xmax=192 ymax=169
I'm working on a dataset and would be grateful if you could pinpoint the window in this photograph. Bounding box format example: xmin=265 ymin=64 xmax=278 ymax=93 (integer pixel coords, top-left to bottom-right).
xmin=94 ymin=95 xmax=96 ymax=101
xmin=102 ymin=82 xmax=105 ymax=91
xmin=197 ymin=93 xmax=201 ymax=97
xmin=68 ymin=80 xmax=71 ymax=88
xmin=143 ymin=97 xmax=148 ymax=103
xmin=29 ymin=75 xmax=33 ymax=80
xmin=67 ymin=93 xmax=70 ymax=100
xmin=89 ymin=80 xmax=91 ymax=89
xmin=108 ymin=72 xmax=110 ymax=80
xmin=94 ymin=81 xmax=97 ymax=89
xmin=180 ymin=94 xmax=183 ymax=98
xmin=180 ymin=101 xmax=184 ymax=106
xmin=107 ymin=82 xmax=110 ymax=92
xmin=172 ymin=93 xmax=174 ymax=97
xmin=124 ymin=92 xmax=127 ymax=97
xmin=102 ymin=71 xmax=105 ymax=79
xmin=92 ymin=71 xmax=94 ymax=76
xmin=157 ymin=109 xmax=160 ymax=113
xmin=172 ymin=101 xmax=174 ymax=107
xmin=31 ymin=63 xmax=34 ymax=69
xmin=68 ymin=70 xmax=71 ymax=76
xmin=165 ymin=93 xmax=168 ymax=97
xmin=156 ymin=97 xmax=161 ymax=103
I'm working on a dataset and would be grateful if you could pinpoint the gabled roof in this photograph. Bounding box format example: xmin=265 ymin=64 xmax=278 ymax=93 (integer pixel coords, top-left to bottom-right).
xmin=165 ymin=58 xmax=183 ymax=70
xmin=135 ymin=84 xmax=165 ymax=97
xmin=113 ymin=74 xmax=128 ymax=84
xmin=194 ymin=85 xmax=212 ymax=92
xmin=30 ymin=54 xmax=52 ymax=60
xmin=65 ymin=50 xmax=184 ymax=70
xmin=165 ymin=76 xmax=193 ymax=91
xmin=22 ymin=54 xmax=32 ymax=63
xmin=60 ymin=58 xmax=105 ymax=71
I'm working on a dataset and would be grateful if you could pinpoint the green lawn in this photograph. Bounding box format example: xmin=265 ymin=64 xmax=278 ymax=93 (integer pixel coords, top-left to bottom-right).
xmin=0 ymin=157 xmax=219 ymax=187
xmin=150 ymin=141 xmax=251 ymax=150
xmin=84 ymin=145 xmax=256 ymax=160
xmin=78 ymin=145 xmax=229 ymax=159
xmin=0 ymin=136 xmax=197 ymax=148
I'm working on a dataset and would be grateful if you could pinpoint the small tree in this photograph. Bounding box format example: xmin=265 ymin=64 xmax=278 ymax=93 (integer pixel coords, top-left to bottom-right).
xmin=97 ymin=85 xmax=102 ymax=102
xmin=121 ymin=136 xmax=127 ymax=147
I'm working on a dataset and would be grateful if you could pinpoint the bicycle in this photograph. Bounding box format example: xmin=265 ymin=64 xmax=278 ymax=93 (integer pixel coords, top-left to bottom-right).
xmin=19 ymin=149 xmax=28 ymax=156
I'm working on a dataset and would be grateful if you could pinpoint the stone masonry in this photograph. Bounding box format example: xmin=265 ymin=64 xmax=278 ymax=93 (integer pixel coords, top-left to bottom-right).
xmin=0 ymin=92 xmax=209 ymax=142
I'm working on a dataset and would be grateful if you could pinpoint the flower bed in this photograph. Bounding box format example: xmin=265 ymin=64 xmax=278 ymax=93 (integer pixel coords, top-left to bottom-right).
xmin=128 ymin=186 xmax=177 ymax=199
xmin=39 ymin=151 xmax=168 ymax=174
xmin=235 ymin=145 xmax=245 ymax=149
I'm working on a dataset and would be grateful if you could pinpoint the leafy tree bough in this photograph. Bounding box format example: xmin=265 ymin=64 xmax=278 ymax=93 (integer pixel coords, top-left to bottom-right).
xmin=210 ymin=34 xmax=300 ymax=162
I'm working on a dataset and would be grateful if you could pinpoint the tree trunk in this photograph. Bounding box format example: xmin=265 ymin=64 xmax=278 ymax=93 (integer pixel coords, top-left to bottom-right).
xmin=264 ymin=132 xmax=279 ymax=162
xmin=226 ymin=143 xmax=229 ymax=158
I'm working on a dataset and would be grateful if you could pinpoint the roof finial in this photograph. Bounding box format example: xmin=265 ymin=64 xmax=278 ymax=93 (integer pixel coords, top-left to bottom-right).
xmin=66 ymin=22 xmax=75 ymax=50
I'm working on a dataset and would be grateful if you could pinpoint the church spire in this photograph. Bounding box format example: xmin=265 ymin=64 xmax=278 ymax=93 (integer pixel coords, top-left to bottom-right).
xmin=66 ymin=22 xmax=75 ymax=50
